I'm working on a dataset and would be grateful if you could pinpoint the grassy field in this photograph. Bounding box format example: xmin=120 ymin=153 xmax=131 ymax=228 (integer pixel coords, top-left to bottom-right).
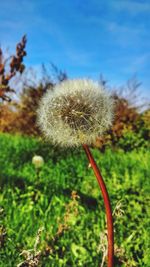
xmin=0 ymin=133 xmax=150 ymax=266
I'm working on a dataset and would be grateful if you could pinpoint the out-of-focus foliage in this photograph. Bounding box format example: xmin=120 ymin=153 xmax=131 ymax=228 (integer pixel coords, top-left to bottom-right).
xmin=0 ymin=133 xmax=149 ymax=266
xmin=0 ymin=104 xmax=18 ymax=133
xmin=0 ymin=64 xmax=67 ymax=135
xmin=0 ymin=36 xmax=27 ymax=101
xmin=95 ymin=98 xmax=150 ymax=151
xmin=116 ymin=108 xmax=150 ymax=151
xmin=93 ymin=77 xmax=150 ymax=150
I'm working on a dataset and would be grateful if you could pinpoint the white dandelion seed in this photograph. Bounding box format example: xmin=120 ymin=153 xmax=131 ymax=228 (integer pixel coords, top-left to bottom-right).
xmin=37 ymin=79 xmax=114 ymax=147
xmin=32 ymin=155 xmax=44 ymax=168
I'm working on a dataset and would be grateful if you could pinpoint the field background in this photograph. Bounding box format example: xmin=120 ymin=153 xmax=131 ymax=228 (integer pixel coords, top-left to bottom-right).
xmin=0 ymin=133 xmax=149 ymax=267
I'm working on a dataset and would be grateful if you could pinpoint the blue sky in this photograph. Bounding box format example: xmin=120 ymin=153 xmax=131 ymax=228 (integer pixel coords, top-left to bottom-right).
xmin=0 ymin=0 xmax=150 ymax=97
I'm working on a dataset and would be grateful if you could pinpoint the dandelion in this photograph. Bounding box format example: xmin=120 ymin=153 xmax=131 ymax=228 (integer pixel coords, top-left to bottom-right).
xmin=37 ymin=79 xmax=114 ymax=146
xmin=32 ymin=155 xmax=44 ymax=169
xmin=37 ymin=79 xmax=115 ymax=267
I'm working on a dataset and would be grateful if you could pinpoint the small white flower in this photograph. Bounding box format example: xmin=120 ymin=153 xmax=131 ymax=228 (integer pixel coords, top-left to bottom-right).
xmin=32 ymin=155 xmax=44 ymax=168
xmin=37 ymin=79 xmax=114 ymax=147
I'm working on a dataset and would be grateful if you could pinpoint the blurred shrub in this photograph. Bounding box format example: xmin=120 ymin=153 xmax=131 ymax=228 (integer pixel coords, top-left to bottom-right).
xmin=0 ymin=36 xmax=26 ymax=102
xmin=95 ymin=96 xmax=150 ymax=151
xmin=0 ymin=64 xmax=67 ymax=135
xmin=116 ymin=108 xmax=150 ymax=151
xmin=0 ymin=104 xmax=18 ymax=133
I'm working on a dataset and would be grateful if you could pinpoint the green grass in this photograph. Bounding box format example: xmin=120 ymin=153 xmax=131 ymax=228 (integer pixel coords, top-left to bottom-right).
xmin=0 ymin=133 xmax=150 ymax=266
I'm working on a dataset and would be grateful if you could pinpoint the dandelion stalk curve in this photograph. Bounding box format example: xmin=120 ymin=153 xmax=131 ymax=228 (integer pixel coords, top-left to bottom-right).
xmin=83 ymin=144 xmax=114 ymax=267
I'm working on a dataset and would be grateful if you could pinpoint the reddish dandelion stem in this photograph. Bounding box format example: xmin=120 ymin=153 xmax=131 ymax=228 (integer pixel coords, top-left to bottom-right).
xmin=83 ymin=144 xmax=114 ymax=267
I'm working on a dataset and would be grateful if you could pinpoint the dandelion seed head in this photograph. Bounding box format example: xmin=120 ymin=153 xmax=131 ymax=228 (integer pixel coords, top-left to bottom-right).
xmin=37 ymin=79 xmax=114 ymax=146
xmin=32 ymin=155 xmax=44 ymax=168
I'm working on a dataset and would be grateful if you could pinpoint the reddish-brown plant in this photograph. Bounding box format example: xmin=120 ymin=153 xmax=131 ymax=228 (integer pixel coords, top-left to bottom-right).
xmin=0 ymin=35 xmax=27 ymax=102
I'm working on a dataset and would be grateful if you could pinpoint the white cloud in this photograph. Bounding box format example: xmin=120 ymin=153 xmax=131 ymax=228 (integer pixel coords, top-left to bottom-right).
xmin=110 ymin=0 xmax=150 ymax=15
xmin=123 ymin=53 xmax=150 ymax=73
xmin=104 ymin=20 xmax=148 ymax=47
